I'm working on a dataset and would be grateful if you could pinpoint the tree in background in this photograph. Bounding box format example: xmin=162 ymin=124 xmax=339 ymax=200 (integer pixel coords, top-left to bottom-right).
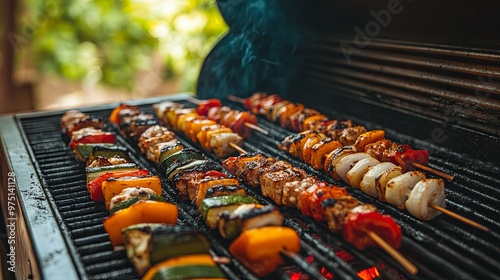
xmin=26 ymin=0 xmax=227 ymax=92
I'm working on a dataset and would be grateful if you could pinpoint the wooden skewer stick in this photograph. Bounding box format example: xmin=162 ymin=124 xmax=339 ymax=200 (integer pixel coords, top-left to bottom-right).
xmin=429 ymin=204 xmax=490 ymax=232
xmin=244 ymin=122 xmax=268 ymax=135
xmin=227 ymin=94 xmax=246 ymax=103
xmin=366 ymin=231 xmax=419 ymax=275
xmin=228 ymin=141 xmax=417 ymax=275
xmin=229 ymin=142 xmax=248 ymax=154
xmin=187 ymin=97 xmax=268 ymax=135
xmin=412 ymin=163 xmax=455 ymax=181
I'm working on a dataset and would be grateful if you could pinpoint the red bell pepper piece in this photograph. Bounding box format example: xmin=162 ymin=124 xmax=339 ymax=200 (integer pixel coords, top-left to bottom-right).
xmin=232 ymin=111 xmax=258 ymax=139
xmin=196 ymin=99 xmax=222 ymax=116
xmin=203 ymin=170 xmax=227 ymax=178
xmin=87 ymin=169 xmax=150 ymax=201
xmin=69 ymin=133 xmax=116 ymax=150
xmin=389 ymin=144 xmax=429 ymax=172
xmin=343 ymin=211 xmax=402 ymax=250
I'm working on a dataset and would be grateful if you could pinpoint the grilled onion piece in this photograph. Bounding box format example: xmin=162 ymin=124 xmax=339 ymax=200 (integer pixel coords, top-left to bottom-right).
xmin=359 ymin=162 xmax=398 ymax=198
xmin=346 ymin=157 xmax=380 ymax=188
xmin=385 ymin=171 xmax=426 ymax=208
xmin=334 ymin=153 xmax=371 ymax=182
xmin=405 ymin=178 xmax=445 ymax=220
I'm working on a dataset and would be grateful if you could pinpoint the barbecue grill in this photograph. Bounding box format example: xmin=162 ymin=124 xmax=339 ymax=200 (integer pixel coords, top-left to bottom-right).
xmin=1 ymin=1 xmax=499 ymax=279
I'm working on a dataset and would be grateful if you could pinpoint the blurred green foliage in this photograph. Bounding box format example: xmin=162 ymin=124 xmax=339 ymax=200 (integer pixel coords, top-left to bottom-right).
xmin=26 ymin=0 xmax=227 ymax=91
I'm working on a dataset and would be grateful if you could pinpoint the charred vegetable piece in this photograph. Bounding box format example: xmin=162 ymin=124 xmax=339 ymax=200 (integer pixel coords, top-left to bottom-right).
xmin=160 ymin=149 xmax=205 ymax=176
xmin=86 ymin=163 xmax=138 ymax=184
xmin=85 ymin=145 xmax=129 ymax=164
xmin=198 ymin=195 xmax=258 ymax=229
xmin=74 ymin=143 xmax=114 ymax=162
xmin=142 ymin=255 xmax=226 ymax=280
xmin=343 ymin=209 xmax=402 ymax=250
xmin=389 ymin=144 xmax=429 ymax=172
xmin=196 ymin=98 xmax=222 ymax=116
xmin=205 ymin=185 xmax=246 ymax=199
xmin=103 ymin=201 xmax=178 ymax=247
xmin=195 ymin=177 xmax=240 ymax=207
xmin=110 ymin=191 xmax=166 ymax=214
xmin=168 ymin=160 xmax=210 ymax=181
xmin=309 ymin=186 xmax=349 ymax=222
xmin=405 ymin=178 xmax=445 ymax=220
xmin=109 ymin=104 xmax=140 ymax=124
xmin=86 ymin=169 xmax=149 ymax=201
xmin=69 ymin=132 xmax=116 ymax=150
xmin=229 ymin=226 xmax=300 ymax=277
xmin=101 ymin=175 xmax=162 ymax=210
xmin=157 ymin=142 xmax=185 ymax=165
xmin=122 ymin=224 xmax=211 ymax=275
xmin=218 ymin=204 xmax=283 ymax=239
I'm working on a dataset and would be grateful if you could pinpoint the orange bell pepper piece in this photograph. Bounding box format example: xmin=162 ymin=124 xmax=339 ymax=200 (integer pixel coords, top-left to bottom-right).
xmin=229 ymin=226 xmax=300 ymax=277
xmin=101 ymin=175 xmax=162 ymax=210
xmin=103 ymin=201 xmax=177 ymax=247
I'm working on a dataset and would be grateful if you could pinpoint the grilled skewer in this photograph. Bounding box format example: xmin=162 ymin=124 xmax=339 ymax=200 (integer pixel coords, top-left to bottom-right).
xmin=109 ymin=106 xmax=326 ymax=278
xmin=223 ymin=144 xmax=418 ymax=275
xmin=227 ymin=93 xmax=454 ymax=180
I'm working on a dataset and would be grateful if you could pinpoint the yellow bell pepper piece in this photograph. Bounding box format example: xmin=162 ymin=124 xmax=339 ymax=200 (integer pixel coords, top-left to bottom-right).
xmin=103 ymin=201 xmax=177 ymax=247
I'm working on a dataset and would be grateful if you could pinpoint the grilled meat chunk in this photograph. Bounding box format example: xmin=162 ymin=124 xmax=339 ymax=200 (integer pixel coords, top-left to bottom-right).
xmin=260 ymin=167 xmax=307 ymax=205
xmin=282 ymin=176 xmax=318 ymax=208
xmin=364 ymin=139 xmax=400 ymax=162
xmin=120 ymin=113 xmax=158 ymax=140
xmin=137 ymin=125 xmax=176 ymax=154
xmin=339 ymin=126 xmax=367 ymax=146
xmin=87 ymin=155 xmax=128 ymax=168
xmin=222 ymin=153 xmax=274 ymax=187
xmin=209 ymin=132 xmax=243 ymax=158
xmin=322 ymin=197 xmax=360 ymax=232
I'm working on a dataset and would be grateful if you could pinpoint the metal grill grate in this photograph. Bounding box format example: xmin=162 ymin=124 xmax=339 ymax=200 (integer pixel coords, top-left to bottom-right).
xmin=14 ymin=99 xmax=500 ymax=280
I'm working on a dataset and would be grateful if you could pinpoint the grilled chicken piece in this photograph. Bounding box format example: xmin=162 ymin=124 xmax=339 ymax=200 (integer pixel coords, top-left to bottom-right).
xmin=87 ymin=155 xmax=128 ymax=168
xmin=325 ymin=120 xmax=354 ymax=140
xmin=109 ymin=187 xmax=156 ymax=210
xmin=147 ymin=139 xmax=182 ymax=163
xmin=117 ymin=105 xmax=142 ymax=125
xmin=222 ymin=153 xmax=273 ymax=187
xmin=137 ymin=125 xmax=176 ymax=154
xmin=260 ymin=167 xmax=307 ymax=205
xmin=322 ymin=197 xmax=360 ymax=232
xmin=60 ymin=110 xmax=104 ymax=135
xmin=60 ymin=110 xmax=88 ymax=130
xmin=282 ymin=176 xmax=318 ymax=208
xmin=364 ymin=139 xmax=400 ymax=162
xmin=120 ymin=113 xmax=158 ymax=140
xmin=209 ymin=132 xmax=243 ymax=158
xmin=405 ymin=178 xmax=445 ymax=220
xmin=339 ymin=126 xmax=367 ymax=146
xmin=257 ymin=160 xmax=293 ymax=186
xmin=218 ymin=204 xmax=283 ymax=239
xmin=70 ymin=127 xmax=104 ymax=141
xmin=173 ymin=171 xmax=205 ymax=199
